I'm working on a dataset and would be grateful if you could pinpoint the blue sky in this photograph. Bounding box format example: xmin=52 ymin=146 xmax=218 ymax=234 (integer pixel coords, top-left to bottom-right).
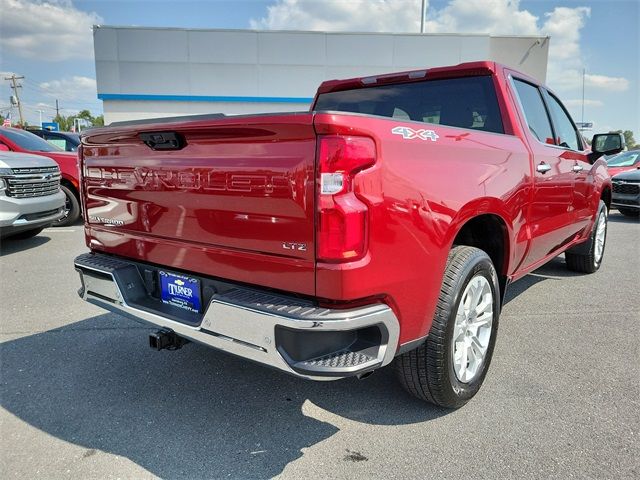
xmin=1 ymin=0 xmax=638 ymax=136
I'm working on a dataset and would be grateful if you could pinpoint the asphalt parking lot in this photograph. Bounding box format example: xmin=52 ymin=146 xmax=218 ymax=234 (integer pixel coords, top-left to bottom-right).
xmin=1 ymin=214 xmax=638 ymax=480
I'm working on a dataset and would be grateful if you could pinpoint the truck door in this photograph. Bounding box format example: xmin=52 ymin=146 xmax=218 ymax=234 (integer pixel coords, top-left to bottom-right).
xmin=511 ymin=78 xmax=577 ymax=268
xmin=541 ymin=89 xmax=594 ymax=232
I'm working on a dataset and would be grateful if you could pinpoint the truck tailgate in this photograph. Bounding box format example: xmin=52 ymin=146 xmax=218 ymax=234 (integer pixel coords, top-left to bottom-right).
xmin=81 ymin=113 xmax=316 ymax=295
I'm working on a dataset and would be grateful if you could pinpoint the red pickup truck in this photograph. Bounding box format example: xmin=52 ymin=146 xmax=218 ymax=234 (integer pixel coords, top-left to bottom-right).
xmin=74 ymin=61 xmax=622 ymax=408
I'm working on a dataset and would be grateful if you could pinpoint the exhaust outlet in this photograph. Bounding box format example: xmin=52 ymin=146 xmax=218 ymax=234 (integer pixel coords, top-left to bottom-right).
xmin=149 ymin=329 xmax=188 ymax=351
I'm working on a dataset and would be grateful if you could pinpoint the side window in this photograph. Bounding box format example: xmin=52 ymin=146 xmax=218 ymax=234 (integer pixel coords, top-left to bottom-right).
xmin=543 ymin=91 xmax=582 ymax=151
xmin=45 ymin=137 xmax=67 ymax=150
xmin=512 ymin=79 xmax=554 ymax=144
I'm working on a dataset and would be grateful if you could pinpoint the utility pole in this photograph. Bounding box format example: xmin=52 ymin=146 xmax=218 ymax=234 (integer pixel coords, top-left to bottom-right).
xmin=55 ymin=99 xmax=60 ymax=118
xmin=581 ymin=68 xmax=585 ymax=125
xmin=4 ymin=74 xmax=25 ymax=126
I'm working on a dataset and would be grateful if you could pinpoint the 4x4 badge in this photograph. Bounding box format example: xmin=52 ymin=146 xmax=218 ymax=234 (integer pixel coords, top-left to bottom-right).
xmin=391 ymin=126 xmax=439 ymax=142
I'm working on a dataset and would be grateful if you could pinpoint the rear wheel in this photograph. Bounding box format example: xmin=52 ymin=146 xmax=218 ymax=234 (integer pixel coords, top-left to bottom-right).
xmin=565 ymin=201 xmax=607 ymax=273
xmin=617 ymin=207 xmax=639 ymax=218
xmin=53 ymin=185 xmax=80 ymax=227
xmin=395 ymin=246 xmax=500 ymax=408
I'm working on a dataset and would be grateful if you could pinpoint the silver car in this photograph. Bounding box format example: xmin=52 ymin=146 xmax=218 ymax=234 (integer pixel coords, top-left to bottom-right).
xmin=0 ymin=151 xmax=66 ymax=239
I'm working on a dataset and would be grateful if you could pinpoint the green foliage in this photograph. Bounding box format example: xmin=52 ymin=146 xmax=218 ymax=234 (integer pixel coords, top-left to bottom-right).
xmin=613 ymin=130 xmax=637 ymax=149
xmin=53 ymin=114 xmax=73 ymax=131
xmin=623 ymin=130 xmax=636 ymax=149
xmin=53 ymin=110 xmax=104 ymax=131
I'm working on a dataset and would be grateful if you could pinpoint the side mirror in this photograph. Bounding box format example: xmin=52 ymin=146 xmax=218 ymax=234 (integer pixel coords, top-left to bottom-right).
xmin=589 ymin=132 xmax=625 ymax=163
xmin=0 ymin=143 xmax=10 ymax=152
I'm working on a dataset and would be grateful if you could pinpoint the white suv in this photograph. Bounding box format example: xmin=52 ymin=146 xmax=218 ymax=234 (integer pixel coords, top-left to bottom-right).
xmin=0 ymin=152 xmax=65 ymax=239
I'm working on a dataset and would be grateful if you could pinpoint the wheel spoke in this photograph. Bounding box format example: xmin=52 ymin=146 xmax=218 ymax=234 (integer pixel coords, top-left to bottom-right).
xmin=457 ymin=343 xmax=468 ymax=381
xmin=475 ymin=294 xmax=492 ymax=317
xmin=453 ymin=320 xmax=466 ymax=343
xmin=471 ymin=280 xmax=483 ymax=308
xmin=462 ymin=289 xmax=472 ymax=317
xmin=470 ymin=312 xmax=492 ymax=329
xmin=469 ymin=334 xmax=486 ymax=359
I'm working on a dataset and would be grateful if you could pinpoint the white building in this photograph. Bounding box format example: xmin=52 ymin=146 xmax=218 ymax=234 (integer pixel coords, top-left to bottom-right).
xmin=94 ymin=26 xmax=550 ymax=124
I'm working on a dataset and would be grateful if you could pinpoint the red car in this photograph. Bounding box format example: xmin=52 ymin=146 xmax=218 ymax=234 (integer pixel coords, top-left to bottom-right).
xmin=0 ymin=127 xmax=80 ymax=226
xmin=606 ymin=150 xmax=640 ymax=176
xmin=74 ymin=61 xmax=622 ymax=408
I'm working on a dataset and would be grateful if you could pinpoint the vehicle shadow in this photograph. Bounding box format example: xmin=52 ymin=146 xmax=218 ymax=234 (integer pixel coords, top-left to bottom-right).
xmin=504 ymin=256 xmax=580 ymax=304
xmin=0 ymin=234 xmax=50 ymax=256
xmin=608 ymin=212 xmax=639 ymax=223
xmin=0 ymin=314 xmax=447 ymax=479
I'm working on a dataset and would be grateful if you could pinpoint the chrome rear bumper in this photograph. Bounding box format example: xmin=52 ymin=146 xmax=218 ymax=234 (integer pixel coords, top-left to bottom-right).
xmin=74 ymin=253 xmax=400 ymax=380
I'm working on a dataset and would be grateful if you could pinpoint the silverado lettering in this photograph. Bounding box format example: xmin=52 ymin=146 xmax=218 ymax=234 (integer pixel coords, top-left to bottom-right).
xmin=75 ymin=61 xmax=622 ymax=408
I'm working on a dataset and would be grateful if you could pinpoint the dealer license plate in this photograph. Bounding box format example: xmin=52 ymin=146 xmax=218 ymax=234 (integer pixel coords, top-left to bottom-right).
xmin=159 ymin=271 xmax=202 ymax=313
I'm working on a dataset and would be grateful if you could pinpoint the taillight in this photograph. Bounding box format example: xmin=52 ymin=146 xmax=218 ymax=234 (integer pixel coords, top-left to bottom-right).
xmin=317 ymin=135 xmax=376 ymax=262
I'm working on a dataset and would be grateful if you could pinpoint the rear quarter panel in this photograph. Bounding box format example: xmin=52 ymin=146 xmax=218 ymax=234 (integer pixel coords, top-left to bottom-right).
xmin=314 ymin=112 xmax=532 ymax=343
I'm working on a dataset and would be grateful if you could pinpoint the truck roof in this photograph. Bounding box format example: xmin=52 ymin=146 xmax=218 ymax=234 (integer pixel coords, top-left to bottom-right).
xmin=315 ymin=61 xmax=535 ymax=95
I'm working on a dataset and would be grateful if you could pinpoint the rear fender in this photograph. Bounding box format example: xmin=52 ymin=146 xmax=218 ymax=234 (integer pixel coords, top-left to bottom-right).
xmin=446 ymin=198 xmax=515 ymax=276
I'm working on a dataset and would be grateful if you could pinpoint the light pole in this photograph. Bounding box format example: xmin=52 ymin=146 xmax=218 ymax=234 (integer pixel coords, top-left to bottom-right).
xmin=581 ymin=68 xmax=585 ymax=125
xmin=420 ymin=0 xmax=426 ymax=33
xmin=37 ymin=109 xmax=44 ymax=126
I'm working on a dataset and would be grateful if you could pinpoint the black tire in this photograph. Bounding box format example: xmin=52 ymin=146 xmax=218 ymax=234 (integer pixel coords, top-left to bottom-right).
xmin=395 ymin=246 xmax=500 ymax=408
xmin=565 ymin=201 xmax=607 ymax=273
xmin=53 ymin=185 xmax=80 ymax=227
xmin=10 ymin=227 xmax=44 ymax=239
xmin=617 ymin=207 xmax=639 ymax=218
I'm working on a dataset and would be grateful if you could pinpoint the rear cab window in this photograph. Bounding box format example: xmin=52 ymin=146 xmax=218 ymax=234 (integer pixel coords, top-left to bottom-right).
xmin=314 ymin=75 xmax=504 ymax=134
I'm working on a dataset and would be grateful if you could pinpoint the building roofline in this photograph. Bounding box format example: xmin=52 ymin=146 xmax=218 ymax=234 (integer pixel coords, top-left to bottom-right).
xmin=93 ymin=25 xmax=547 ymax=40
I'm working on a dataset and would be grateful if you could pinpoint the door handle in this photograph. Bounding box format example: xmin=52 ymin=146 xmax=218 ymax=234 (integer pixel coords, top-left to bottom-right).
xmin=572 ymin=164 xmax=584 ymax=173
xmin=536 ymin=162 xmax=551 ymax=174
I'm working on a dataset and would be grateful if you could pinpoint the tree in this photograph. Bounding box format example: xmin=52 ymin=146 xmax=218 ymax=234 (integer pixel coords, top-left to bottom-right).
xmin=53 ymin=114 xmax=73 ymax=131
xmin=614 ymin=130 xmax=637 ymax=149
xmin=623 ymin=130 xmax=636 ymax=149
xmin=53 ymin=110 xmax=103 ymax=131
xmin=76 ymin=109 xmax=93 ymax=122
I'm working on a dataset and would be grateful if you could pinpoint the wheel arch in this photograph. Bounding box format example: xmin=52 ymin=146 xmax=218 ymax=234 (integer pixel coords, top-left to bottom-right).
xmin=60 ymin=175 xmax=80 ymax=199
xmin=448 ymin=202 xmax=513 ymax=305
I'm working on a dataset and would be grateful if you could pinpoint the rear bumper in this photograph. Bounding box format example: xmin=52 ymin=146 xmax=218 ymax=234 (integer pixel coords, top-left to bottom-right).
xmin=74 ymin=252 xmax=400 ymax=380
